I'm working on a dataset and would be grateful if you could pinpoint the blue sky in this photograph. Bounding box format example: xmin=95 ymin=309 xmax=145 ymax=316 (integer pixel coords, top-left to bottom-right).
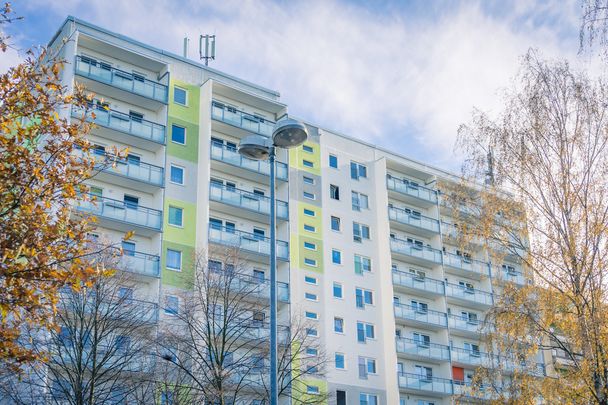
xmin=2 ymin=0 xmax=587 ymax=170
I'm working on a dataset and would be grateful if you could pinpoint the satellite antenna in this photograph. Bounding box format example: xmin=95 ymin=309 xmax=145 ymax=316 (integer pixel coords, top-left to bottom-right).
xmin=199 ymin=34 xmax=216 ymax=66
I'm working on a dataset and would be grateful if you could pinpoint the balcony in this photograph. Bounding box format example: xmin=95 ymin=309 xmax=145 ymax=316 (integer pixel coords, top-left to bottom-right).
xmin=211 ymin=100 xmax=274 ymax=137
xmin=216 ymin=272 xmax=289 ymax=303
xmin=395 ymin=337 xmax=450 ymax=363
xmin=393 ymin=303 xmax=448 ymax=330
xmin=208 ymin=225 xmax=289 ymax=262
xmin=496 ymin=267 xmax=527 ymax=285
xmin=388 ymin=206 xmax=440 ymax=236
xmin=390 ymin=237 xmax=442 ymax=266
xmin=86 ymin=150 xmax=164 ymax=192
xmin=451 ymin=346 xmax=493 ymax=368
xmin=74 ymin=55 xmax=168 ymax=109
xmin=448 ymin=315 xmax=494 ymax=338
xmin=443 ymin=253 xmax=490 ymax=279
xmin=71 ymin=105 xmax=166 ymax=151
xmin=445 ymin=283 xmax=493 ymax=307
xmin=209 ymin=182 xmax=288 ymax=223
xmin=453 ymin=382 xmax=496 ymax=401
xmin=74 ymin=194 xmax=162 ymax=236
xmin=210 ymin=142 xmax=288 ymax=182
xmin=387 ymin=175 xmax=438 ymax=206
xmin=440 ymin=221 xmax=483 ymax=250
xmin=397 ymin=372 xmax=453 ymax=397
xmin=119 ymin=250 xmax=161 ymax=278
xmin=392 ymin=269 xmax=445 ymax=296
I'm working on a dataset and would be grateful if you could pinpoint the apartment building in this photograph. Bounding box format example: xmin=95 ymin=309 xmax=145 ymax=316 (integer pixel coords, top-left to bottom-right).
xmin=45 ymin=16 xmax=548 ymax=405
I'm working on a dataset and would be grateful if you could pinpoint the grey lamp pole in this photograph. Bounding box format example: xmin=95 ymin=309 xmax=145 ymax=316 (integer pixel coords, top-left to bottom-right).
xmin=238 ymin=118 xmax=308 ymax=405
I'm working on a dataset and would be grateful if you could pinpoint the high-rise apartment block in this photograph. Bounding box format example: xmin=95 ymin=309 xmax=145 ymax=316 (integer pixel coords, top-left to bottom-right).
xmin=44 ymin=16 xmax=549 ymax=404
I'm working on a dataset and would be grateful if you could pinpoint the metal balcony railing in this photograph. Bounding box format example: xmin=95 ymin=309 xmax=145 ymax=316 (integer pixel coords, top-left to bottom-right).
xmin=75 ymin=55 xmax=168 ymax=103
xmin=390 ymin=238 xmax=443 ymax=264
xmin=451 ymin=346 xmax=492 ymax=367
xmin=445 ymin=283 xmax=493 ymax=306
xmin=448 ymin=314 xmax=494 ymax=334
xmin=388 ymin=206 xmax=440 ymax=233
xmin=74 ymin=194 xmax=162 ymax=231
xmin=83 ymin=148 xmax=164 ymax=187
xmin=71 ymin=105 xmax=166 ymax=144
xmin=393 ymin=303 xmax=448 ymax=328
xmin=397 ymin=372 xmax=453 ymax=395
xmin=392 ymin=269 xmax=445 ymax=295
xmin=395 ymin=337 xmax=450 ymax=361
xmin=386 ymin=175 xmax=438 ymax=204
xmin=119 ymin=250 xmax=161 ymax=277
xmin=443 ymin=253 xmax=490 ymax=277
xmin=211 ymin=100 xmax=274 ymax=136
xmin=208 ymin=225 xmax=289 ymax=260
xmin=210 ymin=142 xmax=288 ymax=180
xmin=209 ymin=183 xmax=288 ymax=219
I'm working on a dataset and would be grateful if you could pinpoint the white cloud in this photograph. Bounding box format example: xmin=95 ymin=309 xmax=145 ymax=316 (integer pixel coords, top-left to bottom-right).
xmin=22 ymin=0 xmax=584 ymax=168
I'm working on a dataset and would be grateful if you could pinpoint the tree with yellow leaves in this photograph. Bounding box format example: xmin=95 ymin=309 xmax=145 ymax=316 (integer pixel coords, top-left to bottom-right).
xmin=449 ymin=50 xmax=608 ymax=404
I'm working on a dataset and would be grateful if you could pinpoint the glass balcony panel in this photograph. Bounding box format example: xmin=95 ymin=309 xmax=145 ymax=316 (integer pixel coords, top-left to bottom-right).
xmin=445 ymin=283 xmax=493 ymax=305
xmin=443 ymin=253 xmax=490 ymax=276
xmin=211 ymin=100 xmax=275 ymax=136
xmin=75 ymin=56 xmax=168 ymax=103
xmin=448 ymin=315 xmax=494 ymax=334
xmin=392 ymin=270 xmax=445 ymax=295
xmin=208 ymin=226 xmax=289 ymax=260
xmin=451 ymin=347 xmax=492 ymax=367
xmin=74 ymin=194 xmax=162 ymax=231
xmin=390 ymin=238 xmax=443 ymax=264
xmin=397 ymin=372 xmax=453 ymax=395
xmin=388 ymin=206 xmax=440 ymax=233
xmin=386 ymin=176 xmax=438 ymax=204
xmin=210 ymin=142 xmax=288 ymax=180
xmin=393 ymin=303 xmax=447 ymax=328
xmin=395 ymin=337 xmax=450 ymax=361
xmin=209 ymin=183 xmax=288 ymax=219
xmin=119 ymin=250 xmax=160 ymax=277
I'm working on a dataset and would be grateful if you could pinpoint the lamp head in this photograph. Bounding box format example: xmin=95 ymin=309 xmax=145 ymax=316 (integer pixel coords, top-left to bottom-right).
xmin=272 ymin=118 xmax=308 ymax=149
xmin=238 ymin=135 xmax=272 ymax=161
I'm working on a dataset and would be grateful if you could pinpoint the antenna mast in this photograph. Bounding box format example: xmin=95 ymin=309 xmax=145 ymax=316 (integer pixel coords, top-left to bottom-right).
xmin=199 ymin=34 xmax=216 ymax=66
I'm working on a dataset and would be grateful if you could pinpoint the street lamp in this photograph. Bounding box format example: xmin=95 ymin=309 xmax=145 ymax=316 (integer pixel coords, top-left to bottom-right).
xmin=238 ymin=118 xmax=308 ymax=405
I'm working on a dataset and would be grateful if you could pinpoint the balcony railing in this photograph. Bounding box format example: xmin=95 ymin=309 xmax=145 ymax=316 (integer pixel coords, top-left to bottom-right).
xmin=390 ymin=238 xmax=443 ymax=264
xmin=448 ymin=314 xmax=494 ymax=334
xmin=240 ymin=324 xmax=290 ymax=344
xmin=388 ymin=206 xmax=440 ymax=233
xmin=443 ymin=253 xmax=490 ymax=277
xmin=397 ymin=372 xmax=453 ymax=395
xmin=72 ymin=105 xmax=166 ymax=145
xmin=119 ymin=250 xmax=161 ymax=277
xmin=210 ymin=142 xmax=288 ymax=180
xmin=445 ymin=283 xmax=493 ymax=306
xmin=213 ymin=271 xmax=289 ymax=302
xmin=451 ymin=346 xmax=492 ymax=367
xmin=386 ymin=175 xmax=438 ymax=204
xmin=395 ymin=337 xmax=450 ymax=361
xmin=209 ymin=183 xmax=288 ymax=219
xmin=392 ymin=269 xmax=445 ymax=295
xmin=208 ymin=225 xmax=289 ymax=260
xmin=394 ymin=303 xmax=448 ymax=328
xmin=85 ymin=149 xmax=164 ymax=187
xmin=75 ymin=55 xmax=168 ymax=103
xmin=453 ymin=382 xmax=496 ymax=400
xmin=211 ymin=100 xmax=274 ymax=136
xmin=74 ymin=194 xmax=162 ymax=231
xmin=498 ymin=267 xmax=527 ymax=285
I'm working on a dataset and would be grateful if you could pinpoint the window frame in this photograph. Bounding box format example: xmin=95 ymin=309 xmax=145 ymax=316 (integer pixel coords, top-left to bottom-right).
xmin=173 ymin=86 xmax=188 ymax=106
xmin=169 ymin=164 xmax=185 ymax=185
xmin=171 ymin=124 xmax=187 ymax=145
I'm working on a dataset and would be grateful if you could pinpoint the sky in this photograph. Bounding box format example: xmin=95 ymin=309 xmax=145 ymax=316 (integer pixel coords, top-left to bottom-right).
xmin=1 ymin=0 xmax=590 ymax=171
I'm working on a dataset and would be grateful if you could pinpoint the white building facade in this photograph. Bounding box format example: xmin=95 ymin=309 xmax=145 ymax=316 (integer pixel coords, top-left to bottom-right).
xmin=46 ymin=16 xmax=548 ymax=405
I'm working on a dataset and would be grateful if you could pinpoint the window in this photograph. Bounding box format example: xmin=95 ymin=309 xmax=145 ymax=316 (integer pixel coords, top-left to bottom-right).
xmin=304 ymin=224 xmax=316 ymax=232
xmin=303 ymin=176 xmax=315 ymax=185
xmin=333 ymin=282 xmax=343 ymax=299
xmin=305 ymin=275 xmax=317 ymax=284
xmin=303 ymin=191 xmax=315 ymax=200
xmin=303 ymin=160 xmax=314 ymax=168
xmin=331 ymin=216 xmax=341 ymax=231
xmin=329 ymin=154 xmax=338 ymax=168
xmin=461 ymin=311 xmax=479 ymax=323
xmin=306 ymin=328 xmax=318 ymax=337
xmin=502 ymin=264 xmax=518 ymax=274
xmin=123 ymin=194 xmax=139 ymax=209
xmin=171 ymin=124 xmax=186 ymax=144
xmin=365 ymin=358 xmax=377 ymax=374
xmin=335 ymin=353 xmax=345 ymax=369
xmin=415 ymin=365 xmax=433 ymax=381
xmin=337 ymin=390 xmax=346 ymax=405
xmin=166 ymin=249 xmax=182 ymax=271
xmin=170 ymin=164 xmax=184 ymax=185
xmin=330 ymin=184 xmax=340 ymax=200
xmin=464 ymin=342 xmax=481 ymax=356
xmin=306 ymin=311 xmax=318 ymax=320
xmin=354 ymin=255 xmax=372 ymax=274
xmin=253 ymin=269 xmax=265 ymax=282
xmin=174 ymin=86 xmax=187 ymax=105
xmin=353 ymin=222 xmax=370 ymax=242
xmin=307 ymin=385 xmax=319 ymax=395
xmin=413 ymin=332 xmax=430 ymax=347
xmin=303 ymin=208 xmax=316 ymax=217
xmin=459 ymin=281 xmax=475 ymax=292
xmin=356 ymin=322 xmax=375 ymax=342
xmin=351 ymin=191 xmax=369 ymax=211
xmin=359 ymin=393 xmax=378 ymax=405
xmin=304 ymin=258 xmax=317 ymax=267
xmin=118 ymin=287 xmax=133 ymax=300
xmin=411 ymin=300 xmax=428 ymax=313
xmin=350 ymin=161 xmax=367 ymax=180
xmin=253 ymin=228 xmax=265 ymax=240
xmin=303 ymin=144 xmax=314 ymax=153
xmin=304 ymin=241 xmax=317 ymax=250
xmin=305 ymin=292 xmax=318 ymax=301
xmin=165 ymin=295 xmax=179 ymax=315
xmin=160 ymin=390 xmax=174 ymax=405
xmin=121 ymin=241 xmax=136 ymax=256
xmin=334 ymin=317 xmax=344 ymax=333
xmin=306 ymin=347 xmax=318 ymax=356
xmin=332 ymin=249 xmax=342 ymax=264
xmin=356 ymin=288 xmax=373 ymax=307
xmin=168 ymin=206 xmax=183 ymax=227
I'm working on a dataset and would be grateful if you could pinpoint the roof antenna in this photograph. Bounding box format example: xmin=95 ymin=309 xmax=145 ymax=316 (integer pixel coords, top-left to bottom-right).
xmin=199 ymin=34 xmax=216 ymax=66
xmin=485 ymin=146 xmax=495 ymax=186
xmin=183 ymin=36 xmax=189 ymax=58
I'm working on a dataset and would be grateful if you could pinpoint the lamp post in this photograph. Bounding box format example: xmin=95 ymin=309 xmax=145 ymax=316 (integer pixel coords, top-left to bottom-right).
xmin=238 ymin=118 xmax=308 ymax=405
